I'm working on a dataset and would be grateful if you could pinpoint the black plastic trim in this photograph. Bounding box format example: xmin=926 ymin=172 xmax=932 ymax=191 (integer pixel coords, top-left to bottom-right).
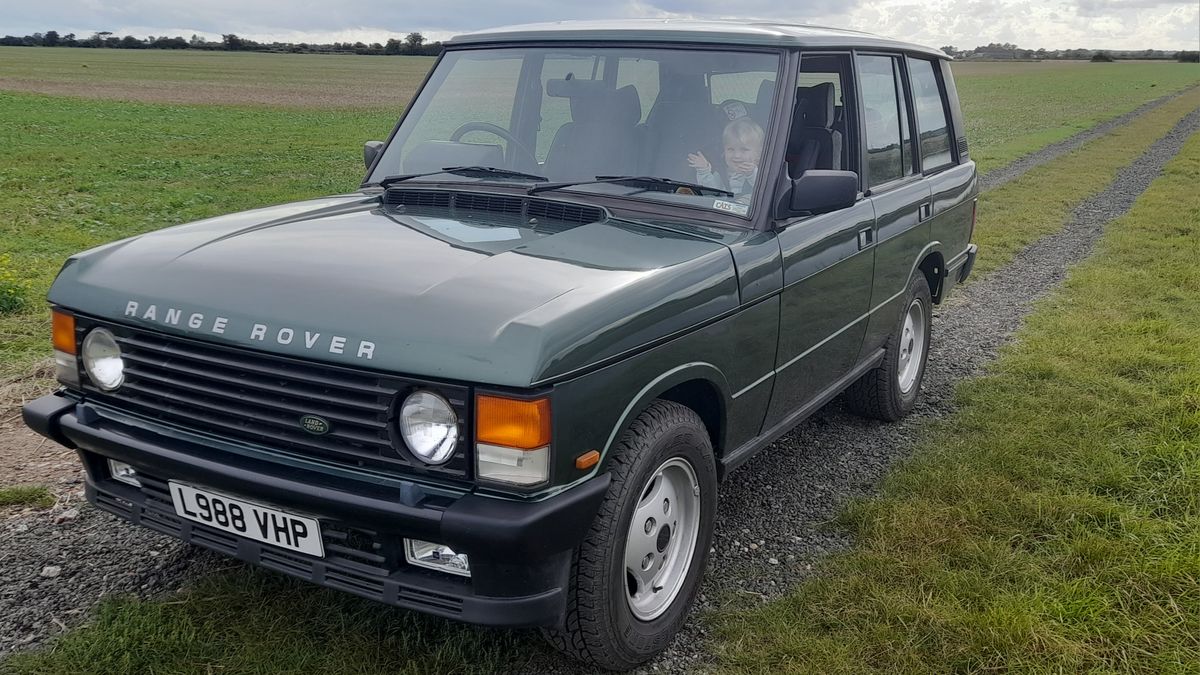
xmin=21 ymin=392 xmax=613 ymax=628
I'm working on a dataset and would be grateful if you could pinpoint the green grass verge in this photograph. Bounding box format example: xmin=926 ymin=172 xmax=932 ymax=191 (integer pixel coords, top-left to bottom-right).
xmin=951 ymin=61 xmax=1200 ymax=174
xmin=0 ymin=485 xmax=55 ymax=508
xmin=970 ymin=87 xmax=1200 ymax=279
xmin=709 ymin=126 xmax=1200 ymax=673
xmin=0 ymin=567 xmax=556 ymax=674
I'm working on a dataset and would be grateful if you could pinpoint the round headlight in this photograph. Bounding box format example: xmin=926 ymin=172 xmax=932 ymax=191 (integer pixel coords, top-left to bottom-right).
xmin=82 ymin=328 xmax=125 ymax=391
xmin=399 ymin=391 xmax=458 ymax=464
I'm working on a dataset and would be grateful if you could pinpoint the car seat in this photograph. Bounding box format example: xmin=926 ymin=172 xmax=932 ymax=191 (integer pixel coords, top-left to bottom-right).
xmin=786 ymin=82 xmax=842 ymax=177
xmin=542 ymin=80 xmax=642 ymax=181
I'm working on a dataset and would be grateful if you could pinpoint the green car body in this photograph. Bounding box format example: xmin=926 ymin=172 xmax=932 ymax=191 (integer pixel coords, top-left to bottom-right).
xmin=25 ymin=18 xmax=977 ymax=667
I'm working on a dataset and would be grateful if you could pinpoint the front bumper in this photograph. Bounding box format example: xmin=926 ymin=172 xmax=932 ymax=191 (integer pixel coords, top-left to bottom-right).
xmin=23 ymin=393 xmax=609 ymax=628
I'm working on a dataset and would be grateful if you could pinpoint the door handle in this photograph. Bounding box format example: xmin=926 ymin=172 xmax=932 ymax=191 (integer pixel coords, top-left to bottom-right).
xmin=857 ymin=227 xmax=874 ymax=250
xmin=918 ymin=202 xmax=933 ymax=222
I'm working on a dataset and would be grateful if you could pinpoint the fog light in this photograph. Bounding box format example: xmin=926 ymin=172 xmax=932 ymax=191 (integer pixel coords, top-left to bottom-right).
xmin=107 ymin=459 xmax=140 ymax=487
xmin=404 ymin=539 xmax=470 ymax=577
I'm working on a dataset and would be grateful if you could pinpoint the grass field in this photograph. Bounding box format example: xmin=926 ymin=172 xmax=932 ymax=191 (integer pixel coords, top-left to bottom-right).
xmin=711 ymin=129 xmax=1200 ymax=674
xmin=950 ymin=61 xmax=1200 ymax=172
xmin=1 ymin=50 xmax=1196 ymax=388
xmin=1 ymin=48 xmax=1199 ymax=673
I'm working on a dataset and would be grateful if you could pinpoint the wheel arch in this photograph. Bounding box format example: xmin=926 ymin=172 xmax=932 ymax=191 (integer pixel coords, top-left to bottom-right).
xmin=910 ymin=242 xmax=947 ymax=304
xmin=599 ymin=363 xmax=730 ymax=471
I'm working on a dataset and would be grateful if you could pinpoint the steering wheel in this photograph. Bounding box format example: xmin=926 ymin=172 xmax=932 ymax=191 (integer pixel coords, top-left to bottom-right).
xmin=449 ymin=122 xmax=539 ymax=173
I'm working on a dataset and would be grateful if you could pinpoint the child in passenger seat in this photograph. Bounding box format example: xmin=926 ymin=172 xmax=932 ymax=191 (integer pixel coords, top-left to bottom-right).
xmin=687 ymin=117 xmax=764 ymax=200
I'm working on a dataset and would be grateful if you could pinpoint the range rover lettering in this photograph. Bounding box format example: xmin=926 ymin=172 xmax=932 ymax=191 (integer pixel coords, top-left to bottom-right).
xmin=24 ymin=19 xmax=977 ymax=670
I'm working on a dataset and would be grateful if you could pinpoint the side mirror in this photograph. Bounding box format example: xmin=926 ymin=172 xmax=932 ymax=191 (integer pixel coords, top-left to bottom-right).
xmin=363 ymin=140 xmax=384 ymax=169
xmin=777 ymin=170 xmax=860 ymax=219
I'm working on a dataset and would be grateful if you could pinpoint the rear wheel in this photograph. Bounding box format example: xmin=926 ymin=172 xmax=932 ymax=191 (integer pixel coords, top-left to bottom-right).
xmin=543 ymin=400 xmax=716 ymax=671
xmin=846 ymin=273 xmax=932 ymax=421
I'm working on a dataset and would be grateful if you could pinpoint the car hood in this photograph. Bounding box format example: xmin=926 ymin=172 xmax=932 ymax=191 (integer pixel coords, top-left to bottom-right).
xmin=49 ymin=193 xmax=739 ymax=386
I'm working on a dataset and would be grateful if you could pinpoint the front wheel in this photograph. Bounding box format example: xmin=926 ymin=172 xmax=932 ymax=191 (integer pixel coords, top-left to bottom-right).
xmin=543 ymin=400 xmax=717 ymax=671
xmin=846 ymin=273 xmax=933 ymax=421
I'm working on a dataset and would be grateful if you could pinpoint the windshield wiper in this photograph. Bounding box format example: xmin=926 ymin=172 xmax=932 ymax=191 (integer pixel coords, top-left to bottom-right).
xmin=377 ymin=166 xmax=548 ymax=188
xmin=527 ymin=175 xmax=734 ymax=197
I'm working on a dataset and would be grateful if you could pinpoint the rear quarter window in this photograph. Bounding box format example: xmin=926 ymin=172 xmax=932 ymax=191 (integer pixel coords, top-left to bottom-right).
xmin=906 ymin=57 xmax=954 ymax=170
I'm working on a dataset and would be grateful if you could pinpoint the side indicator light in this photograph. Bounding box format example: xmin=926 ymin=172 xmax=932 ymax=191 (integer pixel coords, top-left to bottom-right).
xmin=575 ymin=450 xmax=600 ymax=470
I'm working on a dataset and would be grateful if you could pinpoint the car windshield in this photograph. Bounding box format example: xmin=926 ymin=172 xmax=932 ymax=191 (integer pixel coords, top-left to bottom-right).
xmin=367 ymin=46 xmax=782 ymax=217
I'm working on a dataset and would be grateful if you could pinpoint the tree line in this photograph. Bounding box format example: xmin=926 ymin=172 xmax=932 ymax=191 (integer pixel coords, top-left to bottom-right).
xmin=0 ymin=30 xmax=444 ymax=56
xmin=942 ymin=42 xmax=1199 ymax=63
xmin=3 ymin=32 xmax=1196 ymax=62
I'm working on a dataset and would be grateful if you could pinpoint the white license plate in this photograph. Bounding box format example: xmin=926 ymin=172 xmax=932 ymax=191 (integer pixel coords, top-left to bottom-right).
xmin=169 ymin=481 xmax=324 ymax=558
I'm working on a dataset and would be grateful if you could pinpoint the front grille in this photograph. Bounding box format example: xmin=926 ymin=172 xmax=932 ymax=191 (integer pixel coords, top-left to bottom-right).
xmin=77 ymin=319 xmax=470 ymax=480
xmin=96 ymin=471 xmax=465 ymax=614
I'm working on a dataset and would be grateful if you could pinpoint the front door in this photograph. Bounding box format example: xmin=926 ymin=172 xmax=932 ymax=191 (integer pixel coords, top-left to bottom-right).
xmin=764 ymin=200 xmax=877 ymax=428
xmin=763 ymin=52 xmax=876 ymax=429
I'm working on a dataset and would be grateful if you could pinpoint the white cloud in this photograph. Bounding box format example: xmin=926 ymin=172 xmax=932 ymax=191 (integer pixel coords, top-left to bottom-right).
xmin=3 ymin=0 xmax=1198 ymax=50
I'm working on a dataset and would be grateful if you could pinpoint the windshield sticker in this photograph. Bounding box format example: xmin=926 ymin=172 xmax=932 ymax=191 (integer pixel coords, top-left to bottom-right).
xmin=713 ymin=199 xmax=750 ymax=216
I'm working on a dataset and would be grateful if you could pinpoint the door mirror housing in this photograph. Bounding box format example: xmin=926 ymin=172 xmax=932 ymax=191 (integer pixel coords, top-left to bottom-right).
xmin=363 ymin=140 xmax=384 ymax=169
xmin=776 ymin=170 xmax=860 ymax=220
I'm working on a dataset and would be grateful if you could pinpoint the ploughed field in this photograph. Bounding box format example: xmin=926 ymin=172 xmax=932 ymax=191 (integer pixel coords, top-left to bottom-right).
xmin=1 ymin=48 xmax=1199 ymax=673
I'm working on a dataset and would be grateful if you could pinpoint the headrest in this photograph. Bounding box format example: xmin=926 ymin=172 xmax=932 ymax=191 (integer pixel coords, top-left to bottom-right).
xmin=756 ymin=79 xmax=776 ymax=111
xmin=796 ymin=82 xmax=836 ymax=129
xmin=546 ymin=77 xmax=606 ymax=98
xmin=546 ymin=79 xmax=641 ymax=126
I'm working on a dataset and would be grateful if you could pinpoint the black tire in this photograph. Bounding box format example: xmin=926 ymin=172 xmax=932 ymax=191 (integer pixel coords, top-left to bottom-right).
xmin=846 ymin=273 xmax=933 ymax=421
xmin=542 ymin=400 xmax=717 ymax=671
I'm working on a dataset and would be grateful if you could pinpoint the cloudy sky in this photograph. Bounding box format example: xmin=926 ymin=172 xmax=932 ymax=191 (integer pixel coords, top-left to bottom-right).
xmin=4 ymin=0 xmax=1199 ymax=51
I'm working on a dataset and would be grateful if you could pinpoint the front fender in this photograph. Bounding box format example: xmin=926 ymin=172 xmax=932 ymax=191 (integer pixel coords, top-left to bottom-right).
xmin=599 ymin=362 xmax=731 ymax=463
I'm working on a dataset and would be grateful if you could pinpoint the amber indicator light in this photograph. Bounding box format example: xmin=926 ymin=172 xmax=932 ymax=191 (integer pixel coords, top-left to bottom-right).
xmin=575 ymin=450 xmax=600 ymax=470
xmin=52 ymin=310 xmax=77 ymax=354
xmin=475 ymin=395 xmax=551 ymax=450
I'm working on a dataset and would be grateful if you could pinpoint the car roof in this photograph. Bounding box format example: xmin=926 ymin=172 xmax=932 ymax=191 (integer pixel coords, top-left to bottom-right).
xmin=447 ymin=19 xmax=948 ymax=59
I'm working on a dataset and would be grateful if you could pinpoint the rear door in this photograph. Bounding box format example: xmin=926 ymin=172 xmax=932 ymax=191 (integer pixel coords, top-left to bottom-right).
xmin=907 ymin=56 xmax=976 ymax=289
xmin=856 ymin=53 xmax=933 ymax=360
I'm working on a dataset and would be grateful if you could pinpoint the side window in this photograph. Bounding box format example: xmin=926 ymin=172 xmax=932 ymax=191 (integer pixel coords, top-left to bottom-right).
xmin=856 ymin=54 xmax=906 ymax=188
xmin=906 ymin=57 xmax=954 ymax=170
xmin=616 ymin=57 xmax=659 ymax=122
xmin=710 ymin=70 xmax=775 ymax=106
xmin=893 ymin=59 xmax=915 ymax=177
xmin=790 ymin=53 xmax=855 ymax=177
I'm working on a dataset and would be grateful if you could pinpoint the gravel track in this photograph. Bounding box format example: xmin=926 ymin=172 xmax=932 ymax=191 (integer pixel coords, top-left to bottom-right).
xmin=978 ymin=84 xmax=1199 ymax=192
xmin=2 ymin=105 xmax=1197 ymax=667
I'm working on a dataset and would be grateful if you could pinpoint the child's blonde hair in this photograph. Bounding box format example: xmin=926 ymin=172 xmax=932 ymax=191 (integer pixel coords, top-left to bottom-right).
xmin=723 ymin=117 xmax=764 ymax=149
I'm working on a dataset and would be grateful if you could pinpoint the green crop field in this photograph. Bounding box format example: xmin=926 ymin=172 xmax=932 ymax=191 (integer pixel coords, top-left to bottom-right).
xmin=1 ymin=50 xmax=1195 ymax=390
xmin=949 ymin=61 xmax=1200 ymax=172
xmin=1 ymin=47 xmax=1199 ymax=673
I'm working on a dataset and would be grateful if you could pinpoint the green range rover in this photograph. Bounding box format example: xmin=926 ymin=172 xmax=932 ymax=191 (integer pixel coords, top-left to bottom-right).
xmin=23 ymin=19 xmax=977 ymax=670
